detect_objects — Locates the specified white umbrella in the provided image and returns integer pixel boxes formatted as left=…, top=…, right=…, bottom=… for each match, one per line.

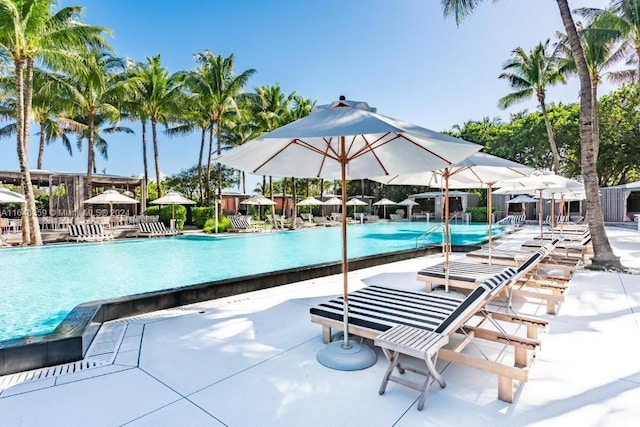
left=83, top=189, right=139, bottom=227
left=372, top=152, right=533, bottom=287
left=397, top=198, right=419, bottom=219
left=297, top=196, right=323, bottom=221
left=240, top=194, right=276, bottom=219
left=495, top=171, right=584, bottom=237
left=0, top=188, right=26, bottom=243
left=372, top=198, right=396, bottom=219
left=151, top=191, right=196, bottom=220
left=216, top=96, right=481, bottom=370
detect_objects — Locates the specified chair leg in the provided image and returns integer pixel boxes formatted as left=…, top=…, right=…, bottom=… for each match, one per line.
left=378, top=351, right=401, bottom=395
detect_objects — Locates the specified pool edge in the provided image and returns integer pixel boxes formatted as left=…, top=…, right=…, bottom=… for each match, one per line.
left=1, top=245, right=458, bottom=376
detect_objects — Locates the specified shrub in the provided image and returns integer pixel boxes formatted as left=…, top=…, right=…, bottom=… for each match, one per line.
left=145, top=205, right=187, bottom=229
left=202, top=216, right=231, bottom=233
left=192, top=206, right=216, bottom=229
left=465, top=206, right=495, bottom=222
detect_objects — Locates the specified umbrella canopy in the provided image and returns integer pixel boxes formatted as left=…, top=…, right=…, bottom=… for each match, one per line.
left=0, top=188, right=26, bottom=204
left=240, top=194, right=277, bottom=206
left=216, top=97, right=481, bottom=370
left=495, top=171, right=584, bottom=235
left=0, top=188, right=26, bottom=242
left=508, top=195, right=537, bottom=204
left=322, top=197, right=342, bottom=206
left=296, top=196, right=323, bottom=220
left=83, top=189, right=139, bottom=205
left=83, top=189, right=139, bottom=228
left=151, top=192, right=196, bottom=220
left=397, top=198, right=419, bottom=206
left=296, top=196, right=323, bottom=206
left=371, top=152, right=533, bottom=281
left=373, top=198, right=396, bottom=219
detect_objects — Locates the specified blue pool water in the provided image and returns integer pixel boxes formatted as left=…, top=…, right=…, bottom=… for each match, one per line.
left=0, top=222, right=506, bottom=342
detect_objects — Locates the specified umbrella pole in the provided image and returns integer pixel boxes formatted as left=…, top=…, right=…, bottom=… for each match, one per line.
left=341, top=157, right=350, bottom=347
left=444, top=169, right=450, bottom=292
left=539, top=189, right=544, bottom=239
left=488, top=183, right=493, bottom=264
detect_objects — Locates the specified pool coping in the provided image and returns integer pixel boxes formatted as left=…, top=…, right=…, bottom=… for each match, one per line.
left=1, top=245, right=468, bottom=376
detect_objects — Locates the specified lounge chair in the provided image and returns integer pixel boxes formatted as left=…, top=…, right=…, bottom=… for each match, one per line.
left=138, top=221, right=179, bottom=237
left=312, top=216, right=339, bottom=226
left=310, top=266, right=548, bottom=404
left=465, top=248, right=579, bottom=277
left=67, top=224, right=113, bottom=242
left=521, top=234, right=592, bottom=258
left=228, top=215, right=262, bottom=232
left=418, top=240, right=568, bottom=314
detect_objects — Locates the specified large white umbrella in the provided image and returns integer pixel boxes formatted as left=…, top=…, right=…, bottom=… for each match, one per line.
left=372, top=198, right=396, bottom=219
left=83, top=189, right=139, bottom=227
left=240, top=194, right=276, bottom=219
left=216, top=97, right=481, bottom=370
left=297, top=196, right=323, bottom=221
left=372, top=152, right=533, bottom=288
left=151, top=191, right=196, bottom=220
left=0, top=188, right=26, bottom=243
left=495, top=171, right=584, bottom=237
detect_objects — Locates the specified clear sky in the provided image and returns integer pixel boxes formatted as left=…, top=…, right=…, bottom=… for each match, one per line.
left=0, top=0, right=611, bottom=192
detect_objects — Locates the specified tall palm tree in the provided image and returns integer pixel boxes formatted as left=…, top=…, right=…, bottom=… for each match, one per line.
left=576, top=0, right=640, bottom=83
left=0, top=0, right=108, bottom=246
left=63, top=47, right=125, bottom=198
left=125, top=55, right=184, bottom=198
left=441, top=0, right=622, bottom=270
left=70, top=113, right=134, bottom=173
left=498, top=40, right=566, bottom=172
left=557, top=16, right=623, bottom=160
left=183, top=51, right=255, bottom=203
left=32, top=70, right=75, bottom=169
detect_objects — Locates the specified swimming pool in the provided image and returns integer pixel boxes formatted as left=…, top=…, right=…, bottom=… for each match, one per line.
left=0, top=222, right=507, bottom=342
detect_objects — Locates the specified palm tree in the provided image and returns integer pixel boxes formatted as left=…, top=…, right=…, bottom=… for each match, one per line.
left=576, top=1, right=640, bottom=83
left=0, top=0, right=108, bottom=246
left=183, top=51, right=255, bottom=203
left=70, top=113, right=134, bottom=173
left=125, top=55, right=184, bottom=198
left=62, top=47, right=125, bottom=198
left=557, top=16, right=623, bottom=160
left=441, top=0, right=623, bottom=270
left=32, top=70, right=75, bottom=169
left=498, top=40, right=565, bottom=172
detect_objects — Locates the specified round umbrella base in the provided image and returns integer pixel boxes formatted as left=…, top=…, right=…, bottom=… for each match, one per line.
left=316, top=339, right=377, bottom=371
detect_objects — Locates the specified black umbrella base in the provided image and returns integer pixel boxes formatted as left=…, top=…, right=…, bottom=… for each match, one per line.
left=317, top=339, right=377, bottom=371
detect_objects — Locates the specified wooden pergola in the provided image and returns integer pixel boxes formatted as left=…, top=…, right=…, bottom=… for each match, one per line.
left=0, top=169, right=147, bottom=218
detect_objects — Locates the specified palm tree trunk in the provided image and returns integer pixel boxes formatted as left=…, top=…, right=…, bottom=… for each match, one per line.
left=241, top=171, right=246, bottom=194
left=215, top=121, right=223, bottom=202
left=197, top=127, right=205, bottom=203
left=141, top=120, right=149, bottom=190
left=15, top=58, right=31, bottom=245
left=23, top=59, right=42, bottom=245
left=151, top=119, right=162, bottom=199
left=539, top=99, right=561, bottom=173
left=205, top=124, right=214, bottom=204
left=591, top=80, right=599, bottom=160
left=556, top=0, right=622, bottom=270
left=37, top=125, right=45, bottom=169
left=86, top=116, right=95, bottom=200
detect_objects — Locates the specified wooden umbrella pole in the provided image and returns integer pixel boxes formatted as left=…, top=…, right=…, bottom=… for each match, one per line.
left=340, top=135, right=350, bottom=347
left=444, top=168, right=450, bottom=292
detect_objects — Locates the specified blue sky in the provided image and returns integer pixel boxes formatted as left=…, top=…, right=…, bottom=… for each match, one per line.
left=0, top=0, right=611, bottom=192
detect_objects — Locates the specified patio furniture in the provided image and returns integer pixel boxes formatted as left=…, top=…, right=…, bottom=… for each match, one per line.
left=138, top=221, right=179, bottom=237
left=310, top=267, right=548, bottom=403
left=67, top=224, right=113, bottom=242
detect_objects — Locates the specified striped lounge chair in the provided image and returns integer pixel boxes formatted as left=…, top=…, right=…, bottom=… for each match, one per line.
left=138, top=221, right=178, bottom=237
left=67, top=224, right=113, bottom=242
left=310, top=266, right=548, bottom=403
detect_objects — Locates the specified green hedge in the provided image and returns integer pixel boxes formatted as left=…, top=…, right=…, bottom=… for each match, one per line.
left=203, top=216, right=231, bottom=233
left=192, top=206, right=216, bottom=229
left=465, top=206, right=495, bottom=222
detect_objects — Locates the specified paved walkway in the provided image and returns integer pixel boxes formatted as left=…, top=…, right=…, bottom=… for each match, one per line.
left=0, top=226, right=638, bottom=426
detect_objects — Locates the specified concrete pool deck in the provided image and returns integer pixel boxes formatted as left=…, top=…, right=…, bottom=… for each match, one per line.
left=0, top=225, right=638, bottom=426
